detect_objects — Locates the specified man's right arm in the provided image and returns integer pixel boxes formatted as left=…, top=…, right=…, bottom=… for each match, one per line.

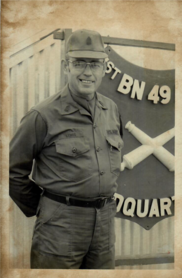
left=9, top=110, right=47, bottom=217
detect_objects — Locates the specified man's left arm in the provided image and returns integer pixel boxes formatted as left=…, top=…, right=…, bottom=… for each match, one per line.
left=9, top=110, right=47, bottom=217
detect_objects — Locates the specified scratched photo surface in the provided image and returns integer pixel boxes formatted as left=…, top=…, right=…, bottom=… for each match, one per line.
left=1, top=1, right=182, bottom=278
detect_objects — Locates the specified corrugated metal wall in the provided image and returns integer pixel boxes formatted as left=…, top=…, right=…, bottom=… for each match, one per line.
left=9, top=33, right=174, bottom=269
left=9, top=34, right=63, bottom=268
left=115, top=217, right=174, bottom=269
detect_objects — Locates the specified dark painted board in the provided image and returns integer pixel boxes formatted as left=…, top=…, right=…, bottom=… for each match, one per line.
left=99, top=46, right=175, bottom=229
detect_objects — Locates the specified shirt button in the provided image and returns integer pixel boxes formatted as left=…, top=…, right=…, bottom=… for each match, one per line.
left=65, top=105, right=70, bottom=112
left=72, top=147, right=77, bottom=153
left=93, top=124, right=97, bottom=129
left=100, top=171, right=105, bottom=175
left=96, top=147, right=100, bottom=152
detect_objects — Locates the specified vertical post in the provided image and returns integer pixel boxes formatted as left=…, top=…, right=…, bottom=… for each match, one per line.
left=60, top=29, right=72, bottom=89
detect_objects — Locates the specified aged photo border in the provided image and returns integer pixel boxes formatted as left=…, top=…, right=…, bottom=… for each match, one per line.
left=1, top=1, right=182, bottom=277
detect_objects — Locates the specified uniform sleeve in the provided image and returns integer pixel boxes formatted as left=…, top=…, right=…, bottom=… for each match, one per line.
left=9, top=109, right=47, bottom=217
left=119, top=112, right=123, bottom=138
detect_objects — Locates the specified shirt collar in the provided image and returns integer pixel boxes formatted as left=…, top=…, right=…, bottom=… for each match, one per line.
left=60, top=84, right=108, bottom=115
left=60, top=85, right=79, bottom=115
left=96, top=92, right=108, bottom=110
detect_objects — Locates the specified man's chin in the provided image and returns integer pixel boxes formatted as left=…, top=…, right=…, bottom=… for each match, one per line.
left=78, top=88, right=95, bottom=96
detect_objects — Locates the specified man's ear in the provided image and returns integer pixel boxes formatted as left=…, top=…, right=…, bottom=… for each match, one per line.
left=62, top=60, right=69, bottom=74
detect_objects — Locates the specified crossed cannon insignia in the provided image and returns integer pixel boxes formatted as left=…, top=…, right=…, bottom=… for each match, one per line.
left=121, top=121, right=175, bottom=172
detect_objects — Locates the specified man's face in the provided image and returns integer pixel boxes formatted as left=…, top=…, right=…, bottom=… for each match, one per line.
left=65, top=58, right=106, bottom=97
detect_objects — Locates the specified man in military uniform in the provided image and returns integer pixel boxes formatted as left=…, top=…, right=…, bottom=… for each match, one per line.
left=10, top=29, right=123, bottom=269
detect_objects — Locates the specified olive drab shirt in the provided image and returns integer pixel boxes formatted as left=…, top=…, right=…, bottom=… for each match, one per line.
left=10, top=85, right=124, bottom=217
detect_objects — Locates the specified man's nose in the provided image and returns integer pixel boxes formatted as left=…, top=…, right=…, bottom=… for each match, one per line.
left=83, top=64, right=93, bottom=75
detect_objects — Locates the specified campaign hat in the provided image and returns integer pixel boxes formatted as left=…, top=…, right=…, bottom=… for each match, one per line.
left=66, top=29, right=108, bottom=59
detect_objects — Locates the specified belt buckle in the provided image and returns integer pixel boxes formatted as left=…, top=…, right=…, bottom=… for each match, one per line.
left=66, top=196, right=71, bottom=206
left=96, top=198, right=107, bottom=209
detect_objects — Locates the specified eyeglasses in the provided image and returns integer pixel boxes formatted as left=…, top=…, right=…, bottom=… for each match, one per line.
left=68, top=60, right=104, bottom=71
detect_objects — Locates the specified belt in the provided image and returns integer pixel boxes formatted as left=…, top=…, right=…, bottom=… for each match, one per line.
left=44, top=191, right=114, bottom=209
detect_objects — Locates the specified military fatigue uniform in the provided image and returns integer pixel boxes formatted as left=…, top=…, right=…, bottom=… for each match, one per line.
left=10, top=84, right=123, bottom=269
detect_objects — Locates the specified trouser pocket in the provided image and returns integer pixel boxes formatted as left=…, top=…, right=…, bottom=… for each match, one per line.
left=32, top=196, right=72, bottom=256
left=32, top=195, right=64, bottom=235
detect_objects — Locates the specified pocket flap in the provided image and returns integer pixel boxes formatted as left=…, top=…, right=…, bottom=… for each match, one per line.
left=106, top=136, right=124, bottom=151
left=56, top=137, right=90, bottom=157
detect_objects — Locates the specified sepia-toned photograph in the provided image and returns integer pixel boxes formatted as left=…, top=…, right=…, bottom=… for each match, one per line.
left=1, top=1, right=182, bottom=277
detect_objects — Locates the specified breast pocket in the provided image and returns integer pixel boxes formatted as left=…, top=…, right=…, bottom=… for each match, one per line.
left=55, top=136, right=91, bottom=181
left=106, top=136, right=124, bottom=176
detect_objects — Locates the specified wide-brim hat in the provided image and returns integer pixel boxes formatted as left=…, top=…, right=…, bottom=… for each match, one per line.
left=66, top=29, right=108, bottom=59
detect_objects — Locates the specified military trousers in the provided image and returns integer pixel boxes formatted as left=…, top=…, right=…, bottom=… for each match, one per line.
left=31, top=195, right=116, bottom=269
